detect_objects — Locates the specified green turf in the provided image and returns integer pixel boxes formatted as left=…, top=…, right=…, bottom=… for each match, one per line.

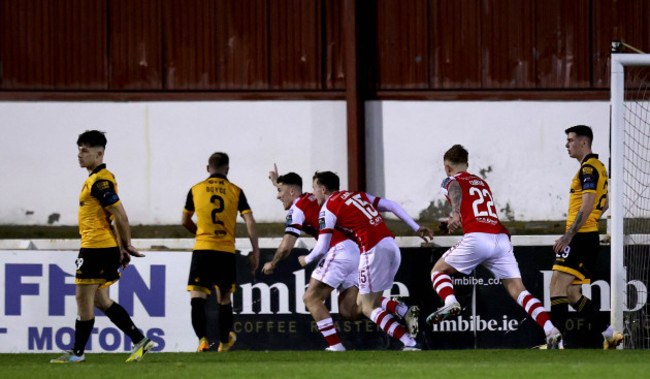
left=3, top=350, right=648, bottom=379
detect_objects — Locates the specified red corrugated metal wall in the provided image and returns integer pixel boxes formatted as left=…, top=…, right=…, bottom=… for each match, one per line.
left=0, top=0, right=648, bottom=95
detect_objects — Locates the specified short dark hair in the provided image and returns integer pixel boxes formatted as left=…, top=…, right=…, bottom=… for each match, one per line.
left=77, top=130, right=107, bottom=148
left=565, top=125, right=593, bottom=146
left=208, top=152, right=229, bottom=169
left=277, top=172, right=302, bottom=188
left=313, top=171, right=340, bottom=192
left=443, top=144, right=468, bottom=165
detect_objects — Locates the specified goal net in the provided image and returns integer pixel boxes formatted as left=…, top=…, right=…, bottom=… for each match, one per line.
left=610, top=50, right=650, bottom=349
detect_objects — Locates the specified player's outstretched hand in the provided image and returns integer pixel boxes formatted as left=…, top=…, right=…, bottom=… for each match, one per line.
left=269, top=163, right=279, bottom=187
left=120, top=245, right=144, bottom=270
left=417, top=226, right=434, bottom=242
left=447, top=212, right=462, bottom=233
left=248, top=252, right=260, bottom=275
left=119, top=249, right=131, bottom=269
left=126, top=244, right=145, bottom=258
left=297, top=255, right=308, bottom=267
left=262, top=262, right=275, bottom=275
left=553, top=234, right=571, bottom=254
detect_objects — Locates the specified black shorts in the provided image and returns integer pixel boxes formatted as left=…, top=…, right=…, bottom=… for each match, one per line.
left=553, top=232, right=599, bottom=284
left=187, top=250, right=236, bottom=295
left=75, top=247, right=121, bottom=288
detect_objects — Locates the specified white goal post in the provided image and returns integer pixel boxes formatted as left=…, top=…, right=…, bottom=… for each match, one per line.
left=610, top=52, right=650, bottom=348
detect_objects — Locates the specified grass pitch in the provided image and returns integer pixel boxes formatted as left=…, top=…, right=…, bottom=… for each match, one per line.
left=2, top=350, right=648, bottom=379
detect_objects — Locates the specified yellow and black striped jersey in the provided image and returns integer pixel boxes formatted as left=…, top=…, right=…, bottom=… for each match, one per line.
left=184, top=174, right=251, bottom=253
left=78, top=164, right=120, bottom=248
left=566, top=154, right=608, bottom=233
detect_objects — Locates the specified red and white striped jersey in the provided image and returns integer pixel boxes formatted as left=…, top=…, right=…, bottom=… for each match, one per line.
left=285, top=193, right=347, bottom=246
left=441, top=171, right=509, bottom=235
left=319, top=191, right=394, bottom=253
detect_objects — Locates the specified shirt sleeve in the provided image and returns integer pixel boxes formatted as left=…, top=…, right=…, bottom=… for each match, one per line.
left=304, top=230, right=333, bottom=265
left=374, top=197, right=420, bottom=232
left=184, top=189, right=195, bottom=212
left=365, top=193, right=381, bottom=208
left=238, top=189, right=252, bottom=215
left=318, top=201, right=338, bottom=236
left=579, top=164, right=599, bottom=192
left=440, top=177, right=454, bottom=197
left=90, top=179, right=120, bottom=207
left=284, top=205, right=305, bottom=237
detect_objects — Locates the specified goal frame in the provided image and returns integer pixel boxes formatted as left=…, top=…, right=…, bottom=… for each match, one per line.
left=610, top=53, right=650, bottom=336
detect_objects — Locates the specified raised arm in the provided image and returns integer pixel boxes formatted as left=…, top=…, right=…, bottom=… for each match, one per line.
left=268, top=163, right=279, bottom=187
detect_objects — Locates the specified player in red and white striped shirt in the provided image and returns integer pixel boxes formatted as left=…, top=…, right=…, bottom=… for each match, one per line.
left=426, top=145, right=562, bottom=349
left=262, top=167, right=417, bottom=351
left=299, top=171, right=433, bottom=350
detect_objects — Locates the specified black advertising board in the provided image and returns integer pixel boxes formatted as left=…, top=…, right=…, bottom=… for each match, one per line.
left=202, top=245, right=613, bottom=350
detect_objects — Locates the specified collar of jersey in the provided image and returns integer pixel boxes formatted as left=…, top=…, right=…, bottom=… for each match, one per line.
left=209, top=173, right=228, bottom=180
left=582, top=153, right=599, bottom=163
left=89, top=163, right=106, bottom=176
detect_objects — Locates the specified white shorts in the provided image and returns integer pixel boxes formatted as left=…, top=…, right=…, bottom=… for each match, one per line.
left=358, top=237, right=401, bottom=295
left=312, top=239, right=360, bottom=292
left=442, top=232, right=521, bottom=279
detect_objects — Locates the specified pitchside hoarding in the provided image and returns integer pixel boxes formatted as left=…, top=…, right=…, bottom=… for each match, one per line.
left=0, top=244, right=639, bottom=352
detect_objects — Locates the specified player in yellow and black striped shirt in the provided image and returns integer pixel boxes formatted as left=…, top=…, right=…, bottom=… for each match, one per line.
left=50, top=130, right=154, bottom=364
left=182, top=152, right=260, bottom=352
left=549, top=125, right=623, bottom=349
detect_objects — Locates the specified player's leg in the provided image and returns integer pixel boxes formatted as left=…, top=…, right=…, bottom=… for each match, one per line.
left=427, top=244, right=471, bottom=325
left=549, top=270, right=576, bottom=337
left=95, top=286, right=147, bottom=345
left=359, top=291, right=418, bottom=349
left=187, top=251, right=213, bottom=351
left=380, top=296, right=419, bottom=337
left=550, top=232, right=602, bottom=345
left=564, top=232, right=623, bottom=348
left=94, top=286, right=154, bottom=361
left=486, top=234, right=561, bottom=348
left=428, top=258, right=461, bottom=321
left=215, top=251, right=237, bottom=352
left=190, top=291, right=210, bottom=351
left=215, top=286, right=237, bottom=352
left=338, top=285, right=363, bottom=321
left=567, top=284, right=623, bottom=349
left=310, top=241, right=361, bottom=349
left=52, top=247, right=116, bottom=363
left=303, top=278, right=346, bottom=351
left=50, top=283, right=97, bottom=363
left=74, top=284, right=98, bottom=357
left=502, top=277, right=560, bottom=347
left=358, top=239, right=418, bottom=349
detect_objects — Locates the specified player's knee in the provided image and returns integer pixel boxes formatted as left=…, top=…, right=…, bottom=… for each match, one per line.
left=93, top=299, right=106, bottom=312
left=549, top=275, right=566, bottom=293
left=339, top=305, right=363, bottom=321
left=302, top=290, right=316, bottom=306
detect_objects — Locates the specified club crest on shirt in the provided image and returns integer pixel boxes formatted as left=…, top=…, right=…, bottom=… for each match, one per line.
left=285, top=209, right=293, bottom=227
left=319, top=213, right=326, bottom=230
